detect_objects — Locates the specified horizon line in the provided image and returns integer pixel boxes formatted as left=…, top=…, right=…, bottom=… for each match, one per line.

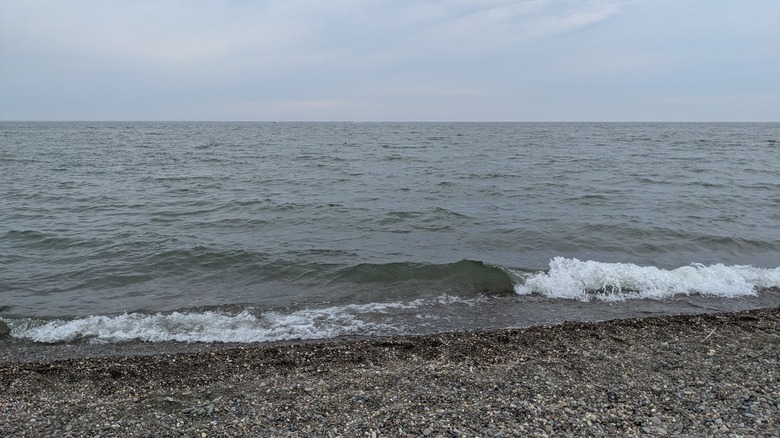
left=1, top=120, right=777, bottom=124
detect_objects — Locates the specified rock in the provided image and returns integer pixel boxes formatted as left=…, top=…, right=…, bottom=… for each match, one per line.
left=0, top=320, right=10, bottom=337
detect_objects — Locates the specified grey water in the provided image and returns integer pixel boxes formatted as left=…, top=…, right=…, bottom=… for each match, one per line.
left=1, top=122, right=779, bottom=345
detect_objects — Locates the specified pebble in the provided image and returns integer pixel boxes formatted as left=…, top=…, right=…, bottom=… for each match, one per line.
left=0, top=320, right=10, bottom=337
left=0, top=307, right=778, bottom=437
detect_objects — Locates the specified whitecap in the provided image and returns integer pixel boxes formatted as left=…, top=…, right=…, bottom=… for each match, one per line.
left=513, top=257, right=779, bottom=301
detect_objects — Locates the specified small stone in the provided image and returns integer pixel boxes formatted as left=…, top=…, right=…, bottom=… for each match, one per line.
left=0, top=320, right=10, bottom=337
left=649, top=417, right=662, bottom=426
left=423, top=428, right=432, bottom=436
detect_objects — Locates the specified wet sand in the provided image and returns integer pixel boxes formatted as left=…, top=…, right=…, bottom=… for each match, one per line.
left=2, top=307, right=779, bottom=437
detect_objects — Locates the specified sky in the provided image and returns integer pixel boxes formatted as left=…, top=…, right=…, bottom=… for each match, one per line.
left=1, top=0, right=778, bottom=121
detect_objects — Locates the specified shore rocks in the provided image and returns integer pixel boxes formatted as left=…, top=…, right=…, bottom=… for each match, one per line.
left=0, top=320, right=10, bottom=337
left=1, top=306, right=778, bottom=436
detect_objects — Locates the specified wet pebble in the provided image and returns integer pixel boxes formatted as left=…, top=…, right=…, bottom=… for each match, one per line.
left=0, top=307, right=778, bottom=437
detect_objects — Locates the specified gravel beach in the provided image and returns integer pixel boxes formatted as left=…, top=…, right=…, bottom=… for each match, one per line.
left=2, top=307, right=779, bottom=437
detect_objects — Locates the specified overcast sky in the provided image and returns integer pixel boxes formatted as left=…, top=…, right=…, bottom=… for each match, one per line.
left=1, top=0, right=778, bottom=121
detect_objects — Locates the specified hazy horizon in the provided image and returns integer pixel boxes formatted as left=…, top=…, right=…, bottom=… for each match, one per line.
left=1, top=120, right=777, bottom=124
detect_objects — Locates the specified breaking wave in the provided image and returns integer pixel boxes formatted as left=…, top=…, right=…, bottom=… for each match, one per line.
left=514, top=257, right=780, bottom=301
left=3, top=258, right=779, bottom=344
left=5, top=296, right=483, bottom=344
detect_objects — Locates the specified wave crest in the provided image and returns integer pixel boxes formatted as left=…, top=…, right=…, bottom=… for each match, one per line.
left=330, top=260, right=514, bottom=295
left=514, top=257, right=780, bottom=301
left=8, top=302, right=415, bottom=344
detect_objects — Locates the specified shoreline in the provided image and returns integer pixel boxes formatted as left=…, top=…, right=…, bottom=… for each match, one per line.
left=4, top=287, right=780, bottom=364
left=2, top=307, right=779, bottom=436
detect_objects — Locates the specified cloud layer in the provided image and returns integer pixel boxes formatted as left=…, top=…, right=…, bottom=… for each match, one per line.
left=1, top=0, right=778, bottom=121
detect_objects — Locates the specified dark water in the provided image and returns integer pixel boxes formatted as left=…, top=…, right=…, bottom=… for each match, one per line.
left=1, top=122, right=779, bottom=345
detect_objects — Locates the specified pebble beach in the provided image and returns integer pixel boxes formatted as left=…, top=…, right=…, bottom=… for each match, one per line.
left=2, top=307, right=779, bottom=437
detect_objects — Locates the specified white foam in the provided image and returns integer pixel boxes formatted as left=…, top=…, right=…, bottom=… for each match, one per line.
left=5, top=295, right=492, bottom=344
left=514, top=257, right=780, bottom=301
left=6, top=264, right=777, bottom=344
left=8, top=299, right=435, bottom=344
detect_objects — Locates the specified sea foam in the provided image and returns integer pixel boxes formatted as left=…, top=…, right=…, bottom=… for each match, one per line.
left=7, top=300, right=435, bottom=344
left=4, top=260, right=779, bottom=344
left=514, top=257, right=780, bottom=301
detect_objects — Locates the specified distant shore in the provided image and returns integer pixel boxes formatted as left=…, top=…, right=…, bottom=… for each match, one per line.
left=2, top=307, right=779, bottom=437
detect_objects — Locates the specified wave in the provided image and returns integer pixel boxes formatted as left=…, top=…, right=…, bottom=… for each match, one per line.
left=330, top=260, right=513, bottom=294
left=5, top=296, right=482, bottom=344
left=513, top=257, right=780, bottom=301
left=3, top=258, right=779, bottom=344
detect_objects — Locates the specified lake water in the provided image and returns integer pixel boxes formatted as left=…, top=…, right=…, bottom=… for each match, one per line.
left=1, top=122, right=779, bottom=345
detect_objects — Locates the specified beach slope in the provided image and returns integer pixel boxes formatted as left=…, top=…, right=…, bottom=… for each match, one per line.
left=2, top=307, right=779, bottom=437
